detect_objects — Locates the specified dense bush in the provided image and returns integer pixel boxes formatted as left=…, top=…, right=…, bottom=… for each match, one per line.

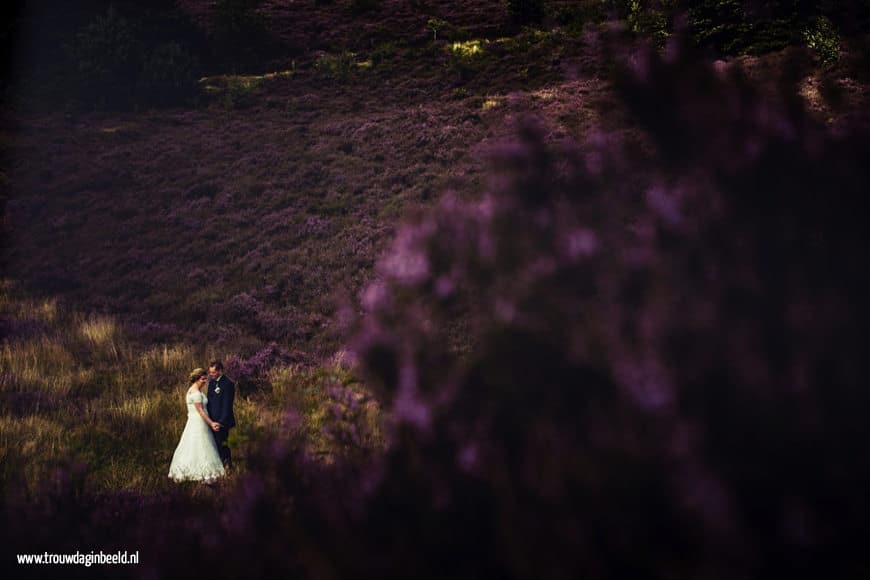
left=627, top=0, right=673, bottom=46
left=444, top=39, right=492, bottom=81
left=802, top=14, right=840, bottom=65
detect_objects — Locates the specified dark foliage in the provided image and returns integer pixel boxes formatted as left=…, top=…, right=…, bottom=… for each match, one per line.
left=5, top=1, right=206, bottom=110
left=683, top=0, right=870, bottom=56
left=138, top=41, right=202, bottom=106
left=66, top=5, right=146, bottom=109
left=209, top=0, right=280, bottom=72
left=4, top=0, right=287, bottom=110
left=505, top=0, right=547, bottom=24
left=610, top=1, right=870, bottom=57
left=349, top=0, right=384, bottom=15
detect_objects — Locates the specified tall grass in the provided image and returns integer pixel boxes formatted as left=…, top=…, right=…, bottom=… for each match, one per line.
left=0, top=279, right=385, bottom=497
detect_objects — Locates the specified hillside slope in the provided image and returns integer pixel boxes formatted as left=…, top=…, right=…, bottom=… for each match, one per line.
left=3, top=1, right=868, bottom=362
left=3, top=4, right=614, bottom=359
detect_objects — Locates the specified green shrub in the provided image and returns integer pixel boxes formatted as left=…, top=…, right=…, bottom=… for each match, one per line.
left=803, top=15, right=840, bottom=66
left=445, top=39, right=491, bottom=80
left=627, top=1, right=671, bottom=46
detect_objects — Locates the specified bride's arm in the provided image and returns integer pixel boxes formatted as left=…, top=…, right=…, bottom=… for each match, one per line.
left=194, top=402, right=218, bottom=430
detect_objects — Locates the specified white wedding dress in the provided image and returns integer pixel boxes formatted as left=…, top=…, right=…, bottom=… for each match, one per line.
left=168, top=387, right=226, bottom=483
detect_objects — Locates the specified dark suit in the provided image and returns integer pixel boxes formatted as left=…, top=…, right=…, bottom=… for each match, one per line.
left=207, top=375, right=236, bottom=466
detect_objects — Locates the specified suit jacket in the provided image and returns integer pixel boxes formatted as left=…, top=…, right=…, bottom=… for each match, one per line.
left=207, top=375, right=236, bottom=430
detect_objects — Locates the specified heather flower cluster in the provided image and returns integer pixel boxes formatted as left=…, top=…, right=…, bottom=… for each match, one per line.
left=337, top=31, right=870, bottom=577
left=225, top=341, right=307, bottom=390
left=321, top=380, right=382, bottom=464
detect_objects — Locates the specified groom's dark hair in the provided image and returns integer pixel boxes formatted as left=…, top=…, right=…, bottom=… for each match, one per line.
left=209, top=360, right=224, bottom=371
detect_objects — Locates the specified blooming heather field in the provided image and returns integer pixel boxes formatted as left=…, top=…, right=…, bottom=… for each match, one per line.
left=3, top=1, right=870, bottom=578
left=4, top=1, right=622, bottom=357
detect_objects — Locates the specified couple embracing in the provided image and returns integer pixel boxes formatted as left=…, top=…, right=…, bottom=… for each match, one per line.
left=168, top=361, right=236, bottom=483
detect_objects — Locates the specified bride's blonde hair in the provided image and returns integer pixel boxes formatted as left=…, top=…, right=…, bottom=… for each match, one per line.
left=188, top=367, right=207, bottom=386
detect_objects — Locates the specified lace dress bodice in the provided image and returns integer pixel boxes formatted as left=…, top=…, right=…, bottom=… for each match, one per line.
left=185, top=388, right=208, bottom=418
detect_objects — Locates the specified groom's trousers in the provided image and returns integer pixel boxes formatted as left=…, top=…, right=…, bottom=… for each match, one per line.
left=214, top=428, right=231, bottom=466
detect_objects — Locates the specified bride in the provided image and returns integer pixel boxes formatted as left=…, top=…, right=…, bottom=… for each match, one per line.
left=168, top=368, right=227, bottom=483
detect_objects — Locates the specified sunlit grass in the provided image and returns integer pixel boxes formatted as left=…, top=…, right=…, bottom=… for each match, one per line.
left=495, top=28, right=558, bottom=53
left=199, top=69, right=295, bottom=94
left=78, top=314, right=117, bottom=346
left=105, top=392, right=164, bottom=424
left=138, top=343, right=198, bottom=373
left=449, top=39, right=487, bottom=58
left=0, top=414, right=68, bottom=492
left=531, top=88, right=558, bottom=100
left=0, top=415, right=66, bottom=457
left=0, top=338, right=79, bottom=395
left=0, top=280, right=387, bottom=494
left=262, top=352, right=385, bottom=456
left=482, top=97, right=502, bottom=110
left=266, top=363, right=305, bottom=401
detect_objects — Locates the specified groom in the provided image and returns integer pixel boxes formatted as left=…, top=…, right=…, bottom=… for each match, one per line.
left=207, top=360, right=236, bottom=469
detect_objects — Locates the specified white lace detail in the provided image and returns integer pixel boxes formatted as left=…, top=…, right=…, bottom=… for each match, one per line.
left=168, top=388, right=225, bottom=483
